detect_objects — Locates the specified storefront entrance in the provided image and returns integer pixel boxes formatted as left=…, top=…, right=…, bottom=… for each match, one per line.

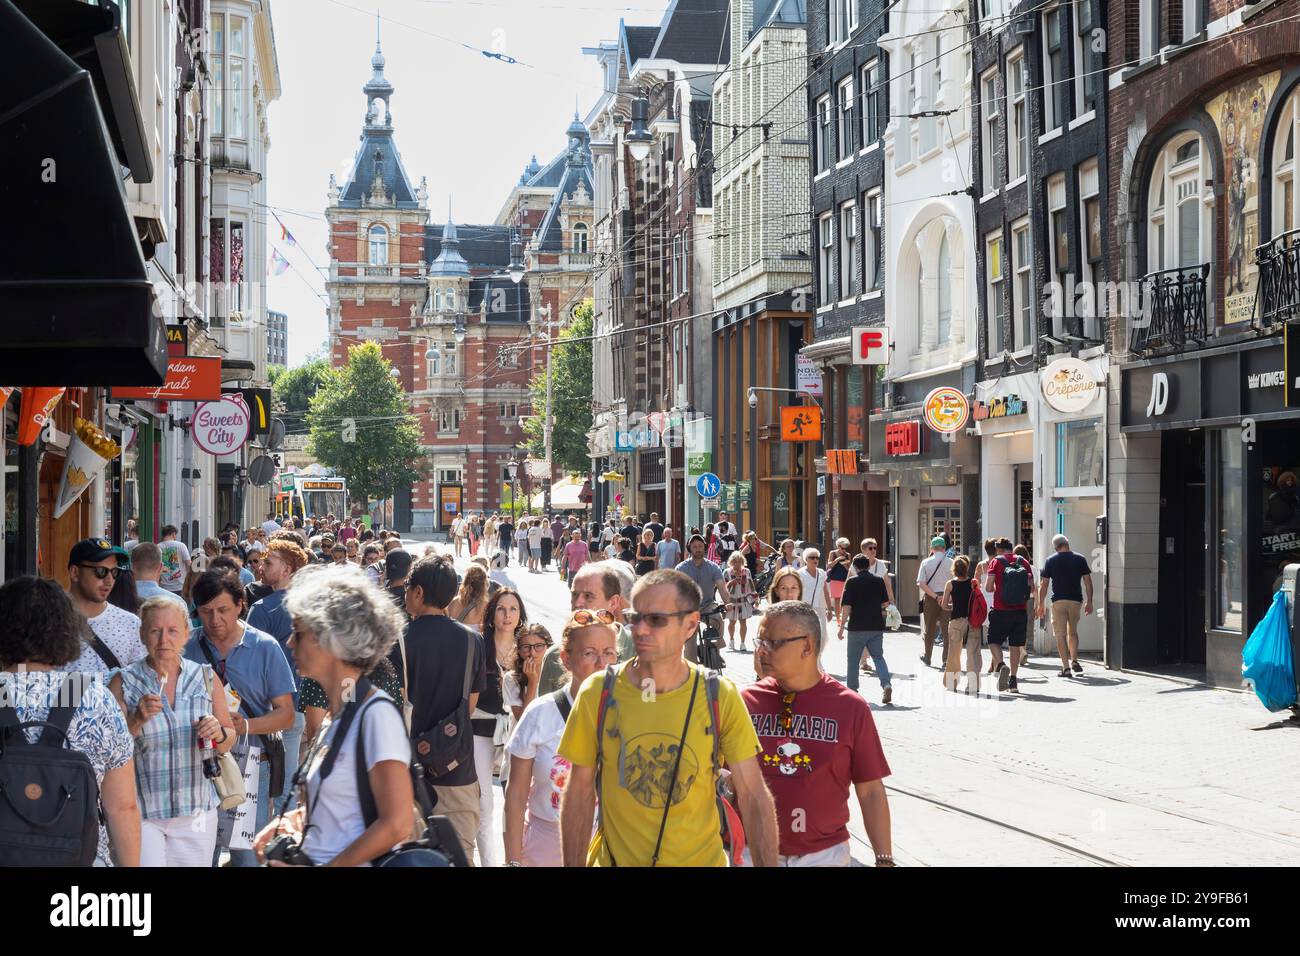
left=1053, top=496, right=1105, bottom=653
left=1156, top=430, right=1208, bottom=675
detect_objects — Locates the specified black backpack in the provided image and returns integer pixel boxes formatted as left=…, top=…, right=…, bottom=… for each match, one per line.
left=998, top=556, right=1031, bottom=606
left=0, top=676, right=100, bottom=866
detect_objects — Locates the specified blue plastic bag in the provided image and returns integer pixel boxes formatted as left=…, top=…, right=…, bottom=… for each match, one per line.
left=1241, top=590, right=1298, bottom=712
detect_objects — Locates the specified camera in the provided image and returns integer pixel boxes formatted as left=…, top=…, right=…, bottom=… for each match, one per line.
left=263, top=834, right=315, bottom=867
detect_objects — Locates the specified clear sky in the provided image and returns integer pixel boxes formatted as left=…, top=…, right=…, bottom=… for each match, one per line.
left=264, top=0, right=671, bottom=367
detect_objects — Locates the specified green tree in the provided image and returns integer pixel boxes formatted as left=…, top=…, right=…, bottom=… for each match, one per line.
left=269, top=356, right=332, bottom=419
left=306, top=343, right=425, bottom=506
left=523, top=300, right=594, bottom=474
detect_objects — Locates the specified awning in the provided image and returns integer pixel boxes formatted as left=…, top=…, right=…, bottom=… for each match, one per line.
left=531, top=476, right=592, bottom=511
left=0, top=0, right=164, bottom=386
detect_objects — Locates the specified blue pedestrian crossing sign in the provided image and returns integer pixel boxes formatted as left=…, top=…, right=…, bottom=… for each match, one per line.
left=696, top=472, right=722, bottom=498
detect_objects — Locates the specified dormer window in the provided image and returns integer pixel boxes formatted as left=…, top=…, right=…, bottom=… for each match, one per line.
left=369, top=224, right=388, bottom=265
left=572, top=222, right=589, bottom=253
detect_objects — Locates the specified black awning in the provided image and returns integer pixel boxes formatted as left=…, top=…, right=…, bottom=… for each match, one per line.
left=0, top=0, right=165, bottom=386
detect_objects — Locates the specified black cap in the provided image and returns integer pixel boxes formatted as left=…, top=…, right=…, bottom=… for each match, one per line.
left=69, top=537, right=129, bottom=568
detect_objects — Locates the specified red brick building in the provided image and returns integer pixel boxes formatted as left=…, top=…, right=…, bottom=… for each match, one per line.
left=325, top=40, right=593, bottom=532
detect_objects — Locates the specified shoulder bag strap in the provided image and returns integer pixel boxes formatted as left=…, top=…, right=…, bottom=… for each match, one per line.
left=86, top=631, right=122, bottom=671
left=923, top=557, right=943, bottom=589
left=37, top=676, right=82, bottom=748
left=551, top=688, right=573, bottom=723
left=704, top=672, right=722, bottom=774
left=461, top=630, right=476, bottom=701
left=592, top=663, right=618, bottom=854
left=650, top=671, right=700, bottom=867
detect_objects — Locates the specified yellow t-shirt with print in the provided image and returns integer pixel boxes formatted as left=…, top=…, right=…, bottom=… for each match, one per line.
left=557, top=661, right=761, bottom=867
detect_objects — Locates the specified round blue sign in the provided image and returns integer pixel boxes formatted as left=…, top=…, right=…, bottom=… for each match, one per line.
left=695, top=472, right=721, bottom=499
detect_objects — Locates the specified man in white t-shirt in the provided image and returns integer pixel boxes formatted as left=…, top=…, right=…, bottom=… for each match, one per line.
left=916, top=537, right=953, bottom=668
left=156, top=524, right=192, bottom=594
left=65, top=538, right=146, bottom=673
left=261, top=513, right=281, bottom=537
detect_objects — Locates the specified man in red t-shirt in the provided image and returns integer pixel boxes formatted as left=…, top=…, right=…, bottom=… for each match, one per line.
left=984, top=537, right=1034, bottom=693
left=741, top=601, right=894, bottom=867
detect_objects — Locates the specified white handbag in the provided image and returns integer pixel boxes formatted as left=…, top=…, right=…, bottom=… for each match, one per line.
left=201, top=666, right=247, bottom=811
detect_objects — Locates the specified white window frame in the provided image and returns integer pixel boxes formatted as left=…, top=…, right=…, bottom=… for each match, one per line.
left=839, top=200, right=858, bottom=300
left=681, top=228, right=691, bottom=295
left=866, top=190, right=883, bottom=291
left=815, top=94, right=833, bottom=173
left=1078, top=159, right=1102, bottom=340
left=572, top=222, right=589, bottom=253
left=1042, top=5, right=1067, bottom=133
left=228, top=15, right=246, bottom=140
left=211, top=17, right=224, bottom=138
left=439, top=408, right=462, bottom=433
left=1272, top=86, right=1299, bottom=238
left=1139, top=0, right=1160, bottom=60
left=369, top=224, right=388, bottom=265
left=1183, top=0, right=1203, bottom=41
left=838, top=75, right=855, bottom=160
left=1011, top=218, right=1033, bottom=350
left=936, top=232, right=952, bottom=345
left=981, top=67, right=1000, bottom=193
left=1073, top=0, right=1098, bottom=119
left=818, top=211, right=834, bottom=306
left=1007, top=50, right=1027, bottom=182
left=861, top=59, right=883, bottom=147
left=1047, top=174, right=1068, bottom=279
left=986, top=230, right=1007, bottom=355
left=1148, top=133, right=1210, bottom=275
left=443, top=340, right=457, bottom=376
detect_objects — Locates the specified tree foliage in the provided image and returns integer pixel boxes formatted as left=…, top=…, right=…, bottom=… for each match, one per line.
left=270, top=357, right=332, bottom=419
left=306, top=343, right=425, bottom=504
left=523, top=300, right=594, bottom=474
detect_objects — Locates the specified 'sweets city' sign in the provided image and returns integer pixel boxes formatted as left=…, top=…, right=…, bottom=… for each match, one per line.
left=192, top=395, right=251, bottom=456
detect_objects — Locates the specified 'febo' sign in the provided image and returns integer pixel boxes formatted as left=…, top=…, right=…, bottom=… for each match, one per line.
left=113, top=357, right=222, bottom=402
left=192, top=395, right=251, bottom=456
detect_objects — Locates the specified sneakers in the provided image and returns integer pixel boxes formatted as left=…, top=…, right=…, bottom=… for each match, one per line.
left=1058, top=667, right=1071, bottom=677
left=997, top=664, right=1010, bottom=692
left=882, top=686, right=893, bottom=705
left=1072, top=660, right=1083, bottom=674
left=1007, top=675, right=1018, bottom=692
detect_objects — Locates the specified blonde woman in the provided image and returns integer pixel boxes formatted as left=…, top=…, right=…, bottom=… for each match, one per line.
left=110, top=596, right=237, bottom=866
left=768, top=566, right=803, bottom=605
left=722, top=551, right=758, bottom=651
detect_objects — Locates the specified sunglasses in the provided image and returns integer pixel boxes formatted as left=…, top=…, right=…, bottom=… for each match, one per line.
left=622, top=609, right=695, bottom=629
left=757, top=635, right=811, bottom=653
left=77, top=564, right=124, bottom=580
left=569, top=608, right=618, bottom=626
left=865, top=545, right=878, bottom=551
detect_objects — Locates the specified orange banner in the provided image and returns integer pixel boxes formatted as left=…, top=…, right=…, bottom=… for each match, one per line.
left=16, top=387, right=65, bottom=446
left=826, top=449, right=858, bottom=474
left=780, top=405, right=822, bottom=442
left=113, top=357, right=222, bottom=402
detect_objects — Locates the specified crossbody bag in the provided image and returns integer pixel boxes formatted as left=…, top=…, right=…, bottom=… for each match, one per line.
left=593, top=664, right=700, bottom=867
left=197, top=637, right=287, bottom=797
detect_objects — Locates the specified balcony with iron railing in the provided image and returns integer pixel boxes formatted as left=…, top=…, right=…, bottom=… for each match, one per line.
left=1129, top=263, right=1210, bottom=355
left=1252, top=227, right=1300, bottom=330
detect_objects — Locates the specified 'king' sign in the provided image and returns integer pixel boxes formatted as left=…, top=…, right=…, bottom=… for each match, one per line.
left=193, top=395, right=251, bottom=456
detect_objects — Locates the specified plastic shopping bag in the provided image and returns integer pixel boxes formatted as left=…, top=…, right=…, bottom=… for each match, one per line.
left=1241, top=590, right=1297, bottom=712
left=884, top=604, right=903, bottom=631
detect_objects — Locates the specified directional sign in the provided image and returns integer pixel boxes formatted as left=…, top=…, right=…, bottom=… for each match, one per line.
left=695, top=472, right=722, bottom=498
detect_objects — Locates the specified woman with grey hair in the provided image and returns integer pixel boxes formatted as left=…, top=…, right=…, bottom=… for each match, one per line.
left=252, top=564, right=414, bottom=866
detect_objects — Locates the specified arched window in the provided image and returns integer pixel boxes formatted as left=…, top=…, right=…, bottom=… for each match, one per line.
left=1272, top=85, right=1299, bottom=237
left=917, top=258, right=926, bottom=344
left=368, top=224, right=388, bottom=265
left=1147, top=133, right=1210, bottom=273
left=936, top=234, right=952, bottom=343
left=572, top=222, right=589, bottom=253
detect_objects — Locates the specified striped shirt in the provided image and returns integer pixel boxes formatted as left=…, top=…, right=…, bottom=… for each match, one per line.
left=117, top=658, right=219, bottom=821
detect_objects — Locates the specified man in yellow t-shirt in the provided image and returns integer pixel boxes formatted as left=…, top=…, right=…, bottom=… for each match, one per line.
left=558, top=569, right=779, bottom=867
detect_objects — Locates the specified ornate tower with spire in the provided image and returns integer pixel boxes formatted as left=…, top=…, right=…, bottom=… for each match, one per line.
left=324, top=32, right=429, bottom=529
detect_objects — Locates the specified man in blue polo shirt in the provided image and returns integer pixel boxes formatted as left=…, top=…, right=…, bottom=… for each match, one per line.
left=185, top=569, right=295, bottom=867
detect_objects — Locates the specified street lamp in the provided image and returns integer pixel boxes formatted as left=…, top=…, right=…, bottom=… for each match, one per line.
left=506, top=459, right=519, bottom=522
left=507, top=228, right=525, bottom=284
left=626, top=96, right=652, bottom=163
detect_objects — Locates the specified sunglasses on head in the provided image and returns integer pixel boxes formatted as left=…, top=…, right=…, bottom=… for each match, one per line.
left=570, top=608, right=617, bottom=626
left=78, top=564, right=124, bottom=580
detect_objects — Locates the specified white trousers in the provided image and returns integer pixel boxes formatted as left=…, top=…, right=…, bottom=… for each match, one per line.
left=522, top=816, right=563, bottom=867
left=140, top=809, right=219, bottom=867
left=473, top=735, right=501, bottom=868
left=741, top=839, right=852, bottom=867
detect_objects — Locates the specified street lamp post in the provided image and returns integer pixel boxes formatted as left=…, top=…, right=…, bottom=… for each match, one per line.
left=506, top=459, right=519, bottom=523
